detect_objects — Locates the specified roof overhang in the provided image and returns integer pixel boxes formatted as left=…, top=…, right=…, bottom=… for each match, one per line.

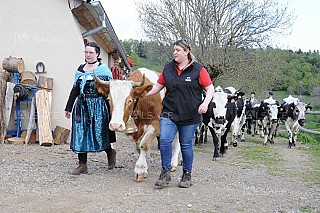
left=71, top=1, right=131, bottom=71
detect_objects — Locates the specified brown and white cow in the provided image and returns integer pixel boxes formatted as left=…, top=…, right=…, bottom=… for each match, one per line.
left=94, top=68, right=180, bottom=181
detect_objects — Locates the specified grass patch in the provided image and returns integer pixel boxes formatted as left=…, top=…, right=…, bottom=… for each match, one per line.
left=238, top=145, right=282, bottom=175
left=256, top=129, right=320, bottom=184
left=194, top=144, right=212, bottom=154
left=243, top=135, right=265, bottom=144
left=296, top=132, right=320, bottom=184
left=300, top=145, right=320, bottom=185
left=299, top=205, right=316, bottom=213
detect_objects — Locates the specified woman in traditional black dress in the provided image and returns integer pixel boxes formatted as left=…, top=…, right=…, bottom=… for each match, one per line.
left=65, top=42, right=116, bottom=175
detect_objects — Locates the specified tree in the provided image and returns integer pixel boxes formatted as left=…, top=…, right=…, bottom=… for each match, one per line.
left=311, top=86, right=320, bottom=97
left=287, top=85, right=294, bottom=95
left=136, top=0, right=294, bottom=89
left=297, top=80, right=305, bottom=96
left=144, top=41, right=172, bottom=64
left=121, top=39, right=140, bottom=56
left=129, top=52, right=141, bottom=67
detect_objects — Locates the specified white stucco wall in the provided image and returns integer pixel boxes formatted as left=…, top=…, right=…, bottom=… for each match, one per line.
left=76, top=25, right=110, bottom=66
left=0, top=0, right=85, bottom=132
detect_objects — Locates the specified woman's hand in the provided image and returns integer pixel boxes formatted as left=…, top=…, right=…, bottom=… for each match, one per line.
left=65, top=111, right=71, bottom=119
left=198, top=103, right=208, bottom=114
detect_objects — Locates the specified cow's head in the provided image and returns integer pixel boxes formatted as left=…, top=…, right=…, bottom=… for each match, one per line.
left=211, top=86, right=228, bottom=127
left=259, top=102, right=269, bottom=117
left=94, top=70, right=151, bottom=132
left=268, top=104, right=279, bottom=123
left=291, top=102, right=312, bottom=126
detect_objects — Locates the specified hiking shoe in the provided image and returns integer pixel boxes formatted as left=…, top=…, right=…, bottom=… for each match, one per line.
left=107, top=149, right=116, bottom=169
left=155, top=169, right=171, bottom=189
left=178, top=170, right=192, bottom=188
left=71, top=163, right=88, bottom=175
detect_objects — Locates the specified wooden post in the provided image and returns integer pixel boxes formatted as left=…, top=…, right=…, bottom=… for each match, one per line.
left=4, top=82, right=15, bottom=129
left=0, top=70, right=10, bottom=144
left=25, top=97, right=36, bottom=144
left=36, top=89, right=53, bottom=146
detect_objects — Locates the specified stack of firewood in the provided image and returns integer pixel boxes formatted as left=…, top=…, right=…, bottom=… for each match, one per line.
left=1, top=56, right=70, bottom=146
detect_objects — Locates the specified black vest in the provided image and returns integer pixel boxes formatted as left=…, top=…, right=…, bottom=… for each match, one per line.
left=161, top=60, right=203, bottom=124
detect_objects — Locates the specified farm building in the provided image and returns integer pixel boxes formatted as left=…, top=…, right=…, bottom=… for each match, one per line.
left=0, top=0, right=131, bottom=144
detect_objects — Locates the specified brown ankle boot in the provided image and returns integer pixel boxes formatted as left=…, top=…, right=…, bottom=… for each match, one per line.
left=71, top=163, right=88, bottom=175
left=107, top=149, right=116, bottom=169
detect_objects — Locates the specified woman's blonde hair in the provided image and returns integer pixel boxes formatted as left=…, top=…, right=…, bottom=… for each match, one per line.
left=173, top=39, right=190, bottom=51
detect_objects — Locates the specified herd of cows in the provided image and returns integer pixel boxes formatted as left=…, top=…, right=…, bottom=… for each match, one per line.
left=93, top=68, right=312, bottom=181
left=195, top=87, right=312, bottom=160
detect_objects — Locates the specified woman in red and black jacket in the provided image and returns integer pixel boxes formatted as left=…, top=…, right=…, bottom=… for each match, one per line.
left=146, top=39, right=214, bottom=188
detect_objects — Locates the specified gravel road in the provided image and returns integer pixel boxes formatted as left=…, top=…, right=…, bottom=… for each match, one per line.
left=0, top=133, right=319, bottom=213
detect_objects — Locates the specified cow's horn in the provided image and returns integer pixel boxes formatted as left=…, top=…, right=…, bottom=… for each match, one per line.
left=131, top=74, right=145, bottom=88
left=94, top=69, right=110, bottom=85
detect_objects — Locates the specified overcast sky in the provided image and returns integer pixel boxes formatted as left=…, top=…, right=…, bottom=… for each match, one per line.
left=102, top=0, right=320, bottom=52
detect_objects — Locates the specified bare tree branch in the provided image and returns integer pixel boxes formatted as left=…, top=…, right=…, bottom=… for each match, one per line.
left=136, top=0, right=295, bottom=89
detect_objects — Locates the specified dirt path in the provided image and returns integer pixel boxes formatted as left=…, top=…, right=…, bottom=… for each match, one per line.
left=0, top=134, right=319, bottom=213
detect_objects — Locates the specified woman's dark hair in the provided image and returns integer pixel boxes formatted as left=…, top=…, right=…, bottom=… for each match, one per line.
left=85, top=41, right=102, bottom=62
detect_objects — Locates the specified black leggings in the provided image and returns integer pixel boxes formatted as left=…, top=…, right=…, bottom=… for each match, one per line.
left=78, top=148, right=112, bottom=164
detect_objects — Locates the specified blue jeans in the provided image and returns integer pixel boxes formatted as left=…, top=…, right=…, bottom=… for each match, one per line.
left=159, top=117, right=198, bottom=172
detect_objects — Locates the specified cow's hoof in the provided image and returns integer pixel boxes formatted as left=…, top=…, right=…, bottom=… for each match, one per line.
left=233, top=142, right=238, bottom=147
left=171, top=166, right=177, bottom=172
left=212, top=153, right=221, bottom=160
left=134, top=173, right=147, bottom=182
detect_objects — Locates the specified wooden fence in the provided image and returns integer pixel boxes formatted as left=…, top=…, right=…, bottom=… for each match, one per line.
left=299, top=111, right=320, bottom=135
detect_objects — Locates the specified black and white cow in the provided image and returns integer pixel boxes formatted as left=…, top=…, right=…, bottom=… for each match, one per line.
left=223, top=87, right=246, bottom=147
left=257, top=97, right=280, bottom=145
left=198, top=86, right=237, bottom=160
left=279, top=95, right=312, bottom=148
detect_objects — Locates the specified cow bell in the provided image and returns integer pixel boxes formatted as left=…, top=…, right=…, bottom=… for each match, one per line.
left=125, top=115, right=138, bottom=134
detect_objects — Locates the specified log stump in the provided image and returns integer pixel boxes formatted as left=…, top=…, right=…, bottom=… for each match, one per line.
left=21, top=130, right=37, bottom=144
left=2, top=56, right=25, bottom=73
left=20, top=71, right=37, bottom=85
left=53, top=126, right=71, bottom=145
left=6, top=137, right=25, bottom=145
left=37, top=75, right=53, bottom=90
